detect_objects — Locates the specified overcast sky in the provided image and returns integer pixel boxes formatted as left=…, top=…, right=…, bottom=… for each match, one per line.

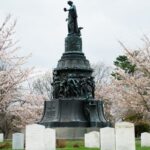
left=1, top=0, right=150, bottom=71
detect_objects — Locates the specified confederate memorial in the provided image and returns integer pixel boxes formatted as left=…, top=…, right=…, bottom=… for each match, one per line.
left=39, top=1, right=109, bottom=128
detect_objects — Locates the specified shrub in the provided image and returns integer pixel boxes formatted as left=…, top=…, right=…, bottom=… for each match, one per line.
left=73, top=143, right=80, bottom=148
left=135, top=121, right=150, bottom=137
left=124, top=113, right=143, bottom=122
left=123, top=113, right=150, bottom=137
left=56, top=139, right=66, bottom=148
left=0, top=142, right=11, bottom=149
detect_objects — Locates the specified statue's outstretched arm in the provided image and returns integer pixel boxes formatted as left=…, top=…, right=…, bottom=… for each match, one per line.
left=64, top=6, right=74, bottom=12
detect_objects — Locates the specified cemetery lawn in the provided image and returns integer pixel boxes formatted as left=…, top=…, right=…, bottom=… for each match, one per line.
left=57, top=140, right=99, bottom=150
left=0, top=140, right=150, bottom=150
left=136, top=140, right=150, bottom=150
left=56, top=140, right=150, bottom=150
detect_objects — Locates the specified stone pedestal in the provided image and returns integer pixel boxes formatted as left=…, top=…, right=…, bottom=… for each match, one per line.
left=55, top=128, right=86, bottom=139
left=55, top=127, right=100, bottom=139
left=65, top=36, right=82, bottom=52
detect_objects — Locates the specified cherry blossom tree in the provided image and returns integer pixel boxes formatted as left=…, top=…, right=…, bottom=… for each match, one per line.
left=0, top=15, right=45, bottom=138
left=107, top=36, right=150, bottom=122
left=93, top=37, right=150, bottom=123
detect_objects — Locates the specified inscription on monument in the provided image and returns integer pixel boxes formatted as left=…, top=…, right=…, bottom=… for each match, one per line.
left=45, top=101, right=57, bottom=121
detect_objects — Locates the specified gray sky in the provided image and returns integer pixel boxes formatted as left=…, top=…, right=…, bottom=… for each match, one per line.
left=1, top=0, right=150, bottom=71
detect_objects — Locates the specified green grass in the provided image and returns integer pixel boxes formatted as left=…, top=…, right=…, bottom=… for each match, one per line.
left=57, top=140, right=99, bottom=150
left=0, top=140, right=12, bottom=150
left=136, top=140, right=150, bottom=150
left=0, top=139, right=150, bottom=150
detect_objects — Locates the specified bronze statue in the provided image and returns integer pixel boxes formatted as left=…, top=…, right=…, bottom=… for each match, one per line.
left=64, top=1, right=83, bottom=36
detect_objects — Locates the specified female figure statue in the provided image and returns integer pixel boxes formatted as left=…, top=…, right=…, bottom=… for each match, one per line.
left=64, top=1, right=79, bottom=35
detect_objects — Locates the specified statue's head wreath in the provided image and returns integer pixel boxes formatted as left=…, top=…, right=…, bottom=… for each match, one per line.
left=68, top=1, right=73, bottom=5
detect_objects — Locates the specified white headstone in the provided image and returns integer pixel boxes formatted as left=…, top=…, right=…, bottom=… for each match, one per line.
left=84, top=131, right=100, bottom=148
left=141, top=132, right=150, bottom=147
left=115, top=122, right=135, bottom=150
left=100, top=127, right=115, bottom=150
left=44, top=128, right=56, bottom=150
left=26, top=124, right=45, bottom=150
left=0, top=133, right=4, bottom=142
left=12, top=133, right=24, bottom=150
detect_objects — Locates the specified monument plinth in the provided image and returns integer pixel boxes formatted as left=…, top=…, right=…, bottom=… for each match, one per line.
left=39, top=1, right=110, bottom=128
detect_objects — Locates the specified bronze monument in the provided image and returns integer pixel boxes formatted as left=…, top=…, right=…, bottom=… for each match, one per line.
left=39, top=1, right=110, bottom=128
